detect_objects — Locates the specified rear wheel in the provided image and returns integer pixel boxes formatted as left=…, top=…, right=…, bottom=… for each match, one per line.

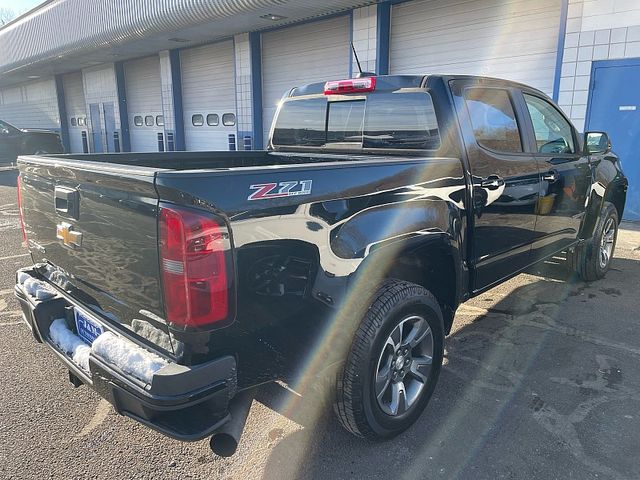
left=334, top=279, right=444, bottom=438
left=568, top=201, right=619, bottom=281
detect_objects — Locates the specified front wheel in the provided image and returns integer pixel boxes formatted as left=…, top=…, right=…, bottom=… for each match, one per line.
left=334, top=279, right=444, bottom=439
left=568, top=201, right=619, bottom=281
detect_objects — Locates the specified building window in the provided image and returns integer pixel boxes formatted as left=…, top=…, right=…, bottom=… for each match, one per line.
left=145, top=115, right=154, bottom=127
left=222, top=113, right=236, bottom=126
left=78, top=117, right=85, bottom=127
left=156, top=115, right=164, bottom=126
left=464, top=88, right=523, bottom=153
left=207, top=114, right=219, bottom=126
left=192, top=114, right=204, bottom=126
left=70, top=117, right=77, bottom=127
left=134, top=115, right=143, bottom=127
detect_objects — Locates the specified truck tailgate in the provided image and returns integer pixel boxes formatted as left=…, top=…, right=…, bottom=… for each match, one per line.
left=18, top=157, right=175, bottom=355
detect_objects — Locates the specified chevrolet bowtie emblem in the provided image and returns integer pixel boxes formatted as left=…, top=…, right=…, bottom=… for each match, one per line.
left=56, top=222, right=82, bottom=248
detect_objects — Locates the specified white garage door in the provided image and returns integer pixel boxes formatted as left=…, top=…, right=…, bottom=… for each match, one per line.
left=390, top=0, right=561, bottom=96
left=181, top=41, right=237, bottom=151
left=261, top=15, right=351, bottom=142
left=62, top=72, right=87, bottom=153
left=124, top=56, right=163, bottom=152
left=0, top=79, right=59, bottom=130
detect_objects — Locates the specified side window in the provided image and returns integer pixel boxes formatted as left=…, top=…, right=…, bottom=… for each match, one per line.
left=144, top=115, right=154, bottom=127
left=133, top=116, right=143, bottom=127
left=156, top=115, right=164, bottom=126
left=70, top=117, right=77, bottom=127
left=207, top=114, right=219, bottom=126
left=464, top=88, right=523, bottom=153
left=523, top=93, right=575, bottom=154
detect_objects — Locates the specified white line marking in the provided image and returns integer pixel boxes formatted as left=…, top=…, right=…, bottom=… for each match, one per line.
left=77, top=399, right=111, bottom=438
left=0, top=253, right=29, bottom=261
left=0, top=321, right=22, bottom=326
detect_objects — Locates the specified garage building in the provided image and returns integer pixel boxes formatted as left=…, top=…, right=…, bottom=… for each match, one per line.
left=0, top=0, right=638, bottom=220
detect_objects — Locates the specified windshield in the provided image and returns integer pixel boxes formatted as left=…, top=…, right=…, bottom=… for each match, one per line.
left=272, top=92, right=441, bottom=151
left=0, top=120, right=19, bottom=134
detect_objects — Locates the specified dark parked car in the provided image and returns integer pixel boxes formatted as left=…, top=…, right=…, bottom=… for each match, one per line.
left=14, top=74, right=627, bottom=456
left=0, top=119, right=64, bottom=163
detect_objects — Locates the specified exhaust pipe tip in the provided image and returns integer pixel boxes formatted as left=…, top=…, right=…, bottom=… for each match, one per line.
left=209, top=389, right=255, bottom=457
left=209, top=432, right=239, bottom=458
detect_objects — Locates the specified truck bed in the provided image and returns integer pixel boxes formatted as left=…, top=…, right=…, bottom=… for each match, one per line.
left=52, top=150, right=380, bottom=171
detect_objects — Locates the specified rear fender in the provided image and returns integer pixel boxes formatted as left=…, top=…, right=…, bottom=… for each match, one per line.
left=338, top=199, right=464, bottom=332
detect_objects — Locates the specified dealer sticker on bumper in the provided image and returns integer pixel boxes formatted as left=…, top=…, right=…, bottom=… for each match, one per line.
left=74, top=308, right=103, bottom=345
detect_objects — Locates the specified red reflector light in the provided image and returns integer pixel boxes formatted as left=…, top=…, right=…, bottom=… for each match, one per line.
left=159, top=205, right=233, bottom=329
left=324, top=76, right=376, bottom=95
left=16, top=176, right=27, bottom=245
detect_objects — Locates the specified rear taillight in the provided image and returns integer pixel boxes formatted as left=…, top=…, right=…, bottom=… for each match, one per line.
left=324, top=76, right=376, bottom=95
left=16, top=176, right=27, bottom=245
left=159, top=205, right=233, bottom=329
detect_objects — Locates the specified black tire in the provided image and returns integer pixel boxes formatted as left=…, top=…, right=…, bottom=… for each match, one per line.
left=334, top=279, right=444, bottom=439
left=568, top=201, right=619, bottom=282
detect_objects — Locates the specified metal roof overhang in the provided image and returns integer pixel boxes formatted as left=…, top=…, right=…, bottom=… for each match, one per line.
left=0, top=0, right=376, bottom=87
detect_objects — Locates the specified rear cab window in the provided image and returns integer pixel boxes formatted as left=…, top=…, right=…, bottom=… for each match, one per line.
left=271, top=91, right=441, bottom=152
left=463, top=88, right=523, bottom=153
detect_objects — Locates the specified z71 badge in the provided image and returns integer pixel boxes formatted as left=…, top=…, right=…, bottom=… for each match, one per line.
left=248, top=180, right=313, bottom=201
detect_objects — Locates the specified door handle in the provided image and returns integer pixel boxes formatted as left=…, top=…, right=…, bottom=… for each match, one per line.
left=542, top=170, right=558, bottom=183
left=54, top=186, right=80, bottom=220
left=480, top=175, right=505, bottom=190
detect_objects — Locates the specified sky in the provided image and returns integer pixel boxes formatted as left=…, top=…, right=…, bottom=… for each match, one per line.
left=0, top=0, right=44, bottom=17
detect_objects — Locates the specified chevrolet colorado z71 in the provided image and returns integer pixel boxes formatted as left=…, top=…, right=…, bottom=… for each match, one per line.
left=15, top=75, right=628, bottom=456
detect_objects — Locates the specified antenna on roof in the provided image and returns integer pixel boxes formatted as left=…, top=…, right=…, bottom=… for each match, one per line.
left=351, top=42, right=375, bottom=78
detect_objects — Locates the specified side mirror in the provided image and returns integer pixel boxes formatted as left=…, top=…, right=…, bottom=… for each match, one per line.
left=584, top=131, right=611, bottom=155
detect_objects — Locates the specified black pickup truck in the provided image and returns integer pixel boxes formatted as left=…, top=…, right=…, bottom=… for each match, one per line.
left=15, top=74, right=627, bottom=456
left=0, top=119, right=64, bottom=163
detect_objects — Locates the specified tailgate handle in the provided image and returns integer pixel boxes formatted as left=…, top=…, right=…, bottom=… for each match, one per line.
left=54, top=186, right=80, bottom=220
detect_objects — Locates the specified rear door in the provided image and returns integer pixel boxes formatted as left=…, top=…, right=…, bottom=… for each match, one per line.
left=451, top=80, right=540, bottom=291
left=518, top=90, right=591, bottom=260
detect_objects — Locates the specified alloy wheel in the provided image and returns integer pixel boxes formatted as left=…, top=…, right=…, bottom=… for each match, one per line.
left=374, top=314, right=434, bottom=416
left=599, top=217, right=616, bottom=269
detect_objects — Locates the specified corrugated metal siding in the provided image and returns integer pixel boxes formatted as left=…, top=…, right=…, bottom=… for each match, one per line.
left=62, top=72, right=87, bottom=153
left=0, top=0, right=374, bottom=82
left=181, top=40, right=237, bottom=151
left=390, top=0, right=562, bottom=96
left=125, top=56, right=163, bottom=152
left=0, top=78, right=59, bottom=129
left=261, top=15, right=351, bottom=141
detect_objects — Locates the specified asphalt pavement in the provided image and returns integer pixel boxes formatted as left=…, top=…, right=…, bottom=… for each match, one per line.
left=1, top=169, right=639, bottom=480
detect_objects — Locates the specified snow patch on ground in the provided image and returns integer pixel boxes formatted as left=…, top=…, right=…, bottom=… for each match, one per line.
left=49, top=319, right=91, bottom=371
left=92, top=332, right=167, bottom=384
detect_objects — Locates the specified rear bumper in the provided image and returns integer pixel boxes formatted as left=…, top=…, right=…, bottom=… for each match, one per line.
left=15, top=267, right=238, bottom=442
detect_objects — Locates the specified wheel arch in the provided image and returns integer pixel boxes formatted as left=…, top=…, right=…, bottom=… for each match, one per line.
left=352, top=233, right=463, bottom=335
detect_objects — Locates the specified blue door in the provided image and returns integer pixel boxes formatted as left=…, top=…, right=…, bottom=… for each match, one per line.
left=586, top=60, right=640, bottom=221
left=89, top=103, right=103, bottom=153
left=102, top=102, right=116, bottom=153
